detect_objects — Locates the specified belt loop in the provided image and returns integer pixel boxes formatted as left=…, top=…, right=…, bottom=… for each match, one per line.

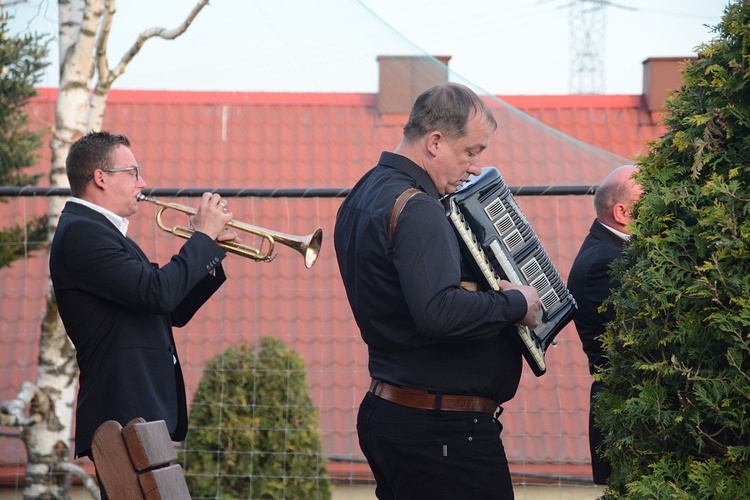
left=434, top=393, right=442, bottom=414
left=370, top=378, right=381, bottom=393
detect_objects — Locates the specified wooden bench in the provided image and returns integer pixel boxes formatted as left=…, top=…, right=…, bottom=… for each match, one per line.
left=92, top=418, right=191, bottom=499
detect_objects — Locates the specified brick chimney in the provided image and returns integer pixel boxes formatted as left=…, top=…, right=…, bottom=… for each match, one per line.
left=642, top=56, right=697, bottom=120
left=377, top=55, right=451, bottom=116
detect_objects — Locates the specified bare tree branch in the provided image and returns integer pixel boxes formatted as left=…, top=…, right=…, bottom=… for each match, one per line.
left=95, top=0, right=116, bottom=86
left=111, top=0, right=209, bottom=83
left=89, top=0, right=209, bottom=128
left=0, top=381, right=46, bottom=427
left=56, top=462, right=102, bottom=500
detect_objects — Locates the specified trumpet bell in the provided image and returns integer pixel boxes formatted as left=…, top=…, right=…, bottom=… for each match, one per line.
left=300, top=227, right=323, bottom=269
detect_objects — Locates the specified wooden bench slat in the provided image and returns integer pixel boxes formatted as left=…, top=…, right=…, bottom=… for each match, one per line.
left=92, top=418, right=190, bottom=499
left=139, top=464, right=191, bottom=500
left=91, top=420, right=144, bottom=499
left=123, top=419, right=178, bottom=472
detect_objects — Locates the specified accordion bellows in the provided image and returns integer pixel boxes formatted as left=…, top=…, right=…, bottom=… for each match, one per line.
left=446, top=167, right=577, bottom=377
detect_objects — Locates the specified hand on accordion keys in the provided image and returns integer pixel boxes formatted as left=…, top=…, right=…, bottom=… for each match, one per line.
left=498, top=280, right=542, bottom=329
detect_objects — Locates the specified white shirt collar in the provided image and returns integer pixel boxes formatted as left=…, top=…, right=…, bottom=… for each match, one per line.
left=599, top=221, right=630, bottom=241
left=69, top=197, right=130, bottom=237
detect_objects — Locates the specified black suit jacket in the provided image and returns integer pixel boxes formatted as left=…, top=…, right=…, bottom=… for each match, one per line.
left=49, top=201, right=227, bottom=458
left=567, top=219, right=626, bottom=376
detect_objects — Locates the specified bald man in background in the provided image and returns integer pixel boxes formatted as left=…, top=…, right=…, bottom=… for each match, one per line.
left=568, top=165, right=642, bottom=485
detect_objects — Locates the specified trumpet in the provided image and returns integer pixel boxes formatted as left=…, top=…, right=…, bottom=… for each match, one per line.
left=137, top=194, right=322, bottom=268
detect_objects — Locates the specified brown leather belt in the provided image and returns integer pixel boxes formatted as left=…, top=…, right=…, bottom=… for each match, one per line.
left=369, top=379, right=499, bottom=415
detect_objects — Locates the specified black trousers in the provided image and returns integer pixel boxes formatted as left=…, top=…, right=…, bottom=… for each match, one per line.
left=357, top=391, right=514, bottom=500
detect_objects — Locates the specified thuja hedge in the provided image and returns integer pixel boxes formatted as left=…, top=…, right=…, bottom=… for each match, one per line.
left=596, top=1, right=750, bottom=498
left=181, top=337, right=331, bottom=499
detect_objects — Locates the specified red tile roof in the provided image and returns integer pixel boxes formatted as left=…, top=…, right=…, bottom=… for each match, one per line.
left=0, top=86, right=665, bottom=483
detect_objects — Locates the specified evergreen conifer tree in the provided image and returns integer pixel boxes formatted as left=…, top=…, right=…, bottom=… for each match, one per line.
left=182, top=337, right=332, bottom=499
left=597, top=2, right=750, bottom=497
left=0, top=18, right=49, bottom=268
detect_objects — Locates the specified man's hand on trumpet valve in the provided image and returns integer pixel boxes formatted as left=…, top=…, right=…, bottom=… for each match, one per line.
left=217, top=226, right=241, bottom=243
left=190, top=193, right=234, bottom=240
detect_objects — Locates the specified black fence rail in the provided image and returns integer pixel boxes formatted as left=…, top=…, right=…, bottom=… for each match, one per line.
left=0, top=185, right=598, bottom=198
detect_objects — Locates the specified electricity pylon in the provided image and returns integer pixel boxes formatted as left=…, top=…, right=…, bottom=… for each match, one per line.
left=566, top=0, right=636, bottom=94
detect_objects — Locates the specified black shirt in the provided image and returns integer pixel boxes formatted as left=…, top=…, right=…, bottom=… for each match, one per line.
left=334, top=152, right=528, bottom=402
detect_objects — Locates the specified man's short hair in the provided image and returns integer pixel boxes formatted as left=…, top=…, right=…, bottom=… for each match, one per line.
left=402, top=82, right=497, bottom=143
left=67, top=131, right=131, bottom=197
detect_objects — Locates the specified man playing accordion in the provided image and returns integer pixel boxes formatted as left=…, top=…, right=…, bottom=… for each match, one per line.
left=334, top=82, right=541, bottom=499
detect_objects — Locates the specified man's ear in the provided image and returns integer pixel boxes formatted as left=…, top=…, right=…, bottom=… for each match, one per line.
left=426, top=131, right=442, bottom=158
left=91, top=169, right=107, bottom=190
left=612, top=202, right=631, bottom=226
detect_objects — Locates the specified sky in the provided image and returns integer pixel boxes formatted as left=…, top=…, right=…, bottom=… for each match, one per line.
left=8, top=0, right=730, bottom=96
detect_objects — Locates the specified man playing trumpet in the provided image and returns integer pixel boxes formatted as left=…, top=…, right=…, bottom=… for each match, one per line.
left=49, top=131, right=238, bottom=471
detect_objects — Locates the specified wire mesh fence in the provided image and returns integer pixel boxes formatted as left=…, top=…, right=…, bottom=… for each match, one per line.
left=0, top=185, right=604, bottom=498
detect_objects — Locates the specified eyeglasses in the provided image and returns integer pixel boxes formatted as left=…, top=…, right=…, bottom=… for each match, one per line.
left=103, top=166, right=140, bottom=180
left=88, top=166, right=140, bottom=181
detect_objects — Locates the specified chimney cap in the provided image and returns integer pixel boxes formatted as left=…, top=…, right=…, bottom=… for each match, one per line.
left=377, top=55, right=452, bottom=63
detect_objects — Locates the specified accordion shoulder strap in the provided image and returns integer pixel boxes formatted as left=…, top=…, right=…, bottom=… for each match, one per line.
left=389, top=187, right=422, bottom=247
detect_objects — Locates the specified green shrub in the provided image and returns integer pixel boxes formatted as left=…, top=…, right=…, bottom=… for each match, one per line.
left=181, top=337, right=332, bottom=499
left=596, top=2, right=750, bottom=498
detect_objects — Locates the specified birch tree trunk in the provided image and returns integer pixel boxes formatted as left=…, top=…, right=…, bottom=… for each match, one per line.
left=21, top=0, right=210, bottom=497
left=22, top=0, right=101, bottom=496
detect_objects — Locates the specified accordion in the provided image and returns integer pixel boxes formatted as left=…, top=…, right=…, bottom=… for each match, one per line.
left=446, top=167, right=577, bottom=377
